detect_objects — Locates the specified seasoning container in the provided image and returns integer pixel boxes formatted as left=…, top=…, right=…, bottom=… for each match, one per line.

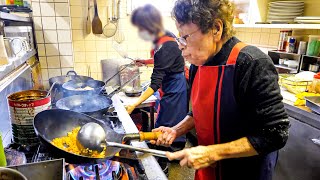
left=309, top=73, right=320, bottom=94
left=0, top=133, right=7, bottom=167
left=286, top=37, right=296, bottom=53
left=14, top=0, right=23, bottom=5
left=307, top=35, right=320, bottom=56
left=308, top=64, right=320, bottom=72
left=297, top=41, right=307, bottom=55
left=7, top=90, right=51, bottom=146
left=278, top=30, right=292, bottom=51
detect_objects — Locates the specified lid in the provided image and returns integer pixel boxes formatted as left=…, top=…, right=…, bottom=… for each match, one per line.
left=289, top=37, right=296, bottom=43
left=314, top=73, right=320, bottom=79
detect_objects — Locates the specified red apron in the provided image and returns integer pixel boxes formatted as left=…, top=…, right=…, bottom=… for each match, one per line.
left=191, top=42, right=247, bottom=180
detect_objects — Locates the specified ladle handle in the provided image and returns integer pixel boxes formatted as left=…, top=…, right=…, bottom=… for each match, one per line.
left=139, top=132, right=162, bottom=141
left=106, top=142, right=167, bottom=158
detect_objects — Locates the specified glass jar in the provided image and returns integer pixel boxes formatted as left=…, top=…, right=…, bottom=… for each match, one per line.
left=309, top=73, right=320, bottom=94
left=119, top=64, right=140, bottom=90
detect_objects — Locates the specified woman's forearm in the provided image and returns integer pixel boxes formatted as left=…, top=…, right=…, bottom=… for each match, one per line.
left=172, top=115, right=195, bottom=137
left=208, top=137, right=258, bottom=161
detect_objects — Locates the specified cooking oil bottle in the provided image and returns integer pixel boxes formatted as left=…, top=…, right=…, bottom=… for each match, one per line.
left=0, top=132, right=7, bottom=167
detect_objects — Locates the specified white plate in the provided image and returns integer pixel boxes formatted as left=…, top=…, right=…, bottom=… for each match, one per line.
left=269, top=1, right=304, bottom=5
left=295, top=16, right=320, bottom=20
left=268, top=12, right=303, bottom=16
left=269, top=9, right=304, bottom=14
left=267, top=19, right=294, bottom=23
left=294, top=19, right=320, bottom=24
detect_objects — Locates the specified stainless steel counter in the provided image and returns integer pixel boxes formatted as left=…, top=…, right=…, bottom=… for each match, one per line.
left=111, top=94, right=167, bottom=180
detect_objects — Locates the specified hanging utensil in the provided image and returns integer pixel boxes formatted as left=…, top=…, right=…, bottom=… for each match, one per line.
left=86, top=0, right=91, bottom=34
left=46, top=81, right=57, bottom=98
left=102, top=0, right=117, bottom=37
left=92, top=0, right=103, bottom=34
left=113, top=0, right=124, bottom=43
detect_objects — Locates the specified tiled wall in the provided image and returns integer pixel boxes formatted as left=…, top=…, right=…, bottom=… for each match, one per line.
left=70, top=0, right=178, bottom=84
left=31, top=0, right=73, bottom=89
left=31, top=0, right=320, bottom=89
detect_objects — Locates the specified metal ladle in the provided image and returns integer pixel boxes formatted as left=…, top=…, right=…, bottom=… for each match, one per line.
left=77, top=122, right=167, bottom=158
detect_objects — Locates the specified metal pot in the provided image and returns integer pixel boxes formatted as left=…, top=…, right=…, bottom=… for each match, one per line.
left=48, top=71, right=93, bottom=103
left=0, top=167, right=28, bottom=180
left=309, top=64, right=320, bottom=72
left=62, top=79, right=105, bottom=97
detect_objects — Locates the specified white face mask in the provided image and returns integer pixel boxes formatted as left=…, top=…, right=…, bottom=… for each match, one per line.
left=138, top=30, right=156, bottom=42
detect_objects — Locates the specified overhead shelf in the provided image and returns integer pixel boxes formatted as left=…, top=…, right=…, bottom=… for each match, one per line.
left=0, top=11, right=31, bottom=22
left=233, top=24, right=320, bottom=29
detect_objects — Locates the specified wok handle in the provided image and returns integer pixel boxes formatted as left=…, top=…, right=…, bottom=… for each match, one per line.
left=122, top=132, right=162, bottom=142
left=106, top=141, right=167, bottom=158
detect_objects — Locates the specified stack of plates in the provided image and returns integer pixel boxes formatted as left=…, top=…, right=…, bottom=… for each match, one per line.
left=267, top=1, right=304, bottom=23
left=295, top=16, right=320, bottom=24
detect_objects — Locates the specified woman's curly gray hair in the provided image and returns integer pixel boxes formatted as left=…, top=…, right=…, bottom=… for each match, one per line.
left=172, top=0, right=235, bottom=39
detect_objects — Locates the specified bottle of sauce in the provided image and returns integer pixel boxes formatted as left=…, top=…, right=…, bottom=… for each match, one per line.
left=0, top=132, right=7, bottom=167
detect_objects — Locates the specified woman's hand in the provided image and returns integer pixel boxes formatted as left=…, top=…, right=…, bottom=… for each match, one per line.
left=166, top=146, right=220, bottom=170
left=126, top=104, right=136, bottom=114
left=134, top=60, right=146, bottom=67
left=149, top=126, right=177, bottom=147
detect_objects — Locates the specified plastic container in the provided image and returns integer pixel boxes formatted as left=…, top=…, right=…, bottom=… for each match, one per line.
left=309, top=73, right=320, bottom=94
left=307, top=35, right=320, bottom=56
left=0, top=133, right=6, bottom=167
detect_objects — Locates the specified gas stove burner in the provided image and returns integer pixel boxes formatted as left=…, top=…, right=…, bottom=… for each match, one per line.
left=68, top=161, right=122, bottom=180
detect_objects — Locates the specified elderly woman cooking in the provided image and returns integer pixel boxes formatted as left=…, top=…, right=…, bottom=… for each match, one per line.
left=150, top=0, right=290, bottom=180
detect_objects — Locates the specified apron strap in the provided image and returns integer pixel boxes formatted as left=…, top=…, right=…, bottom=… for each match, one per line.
left=150, top=36, right=176, bottom=58
left=226, top=42, right=247, bottom=65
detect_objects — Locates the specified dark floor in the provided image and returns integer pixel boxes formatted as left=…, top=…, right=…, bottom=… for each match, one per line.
left=167, top=140, right=195, bottom=180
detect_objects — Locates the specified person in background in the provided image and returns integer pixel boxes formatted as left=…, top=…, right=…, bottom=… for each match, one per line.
left=126, top=4, right=188, bottom=149
left=150, top=0, right=290, bottom=180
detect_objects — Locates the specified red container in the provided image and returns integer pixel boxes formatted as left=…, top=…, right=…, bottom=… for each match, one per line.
left=7, top=90, right=51, bottom=146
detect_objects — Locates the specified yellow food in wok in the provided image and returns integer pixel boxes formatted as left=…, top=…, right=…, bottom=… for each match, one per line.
left=51, top=126, right=106, bottom=158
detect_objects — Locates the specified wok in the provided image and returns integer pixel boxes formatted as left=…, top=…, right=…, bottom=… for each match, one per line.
left=55, top=94, right=113, bottom=118
left=33, top=109, right=163, bottom=164
left=62, top=79, right=105, bottom=97
left=48, top=71, right=92, bottom=103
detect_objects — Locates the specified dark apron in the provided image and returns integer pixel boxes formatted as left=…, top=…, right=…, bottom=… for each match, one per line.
left=191, top=42, right=278, bottom=180
left=151, top=36, right=188, bottom=143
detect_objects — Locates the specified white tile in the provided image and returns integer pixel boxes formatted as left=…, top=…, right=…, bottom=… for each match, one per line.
left=37, top=44, right=46, bottom=56
left=85, top=41, right=96, bottom=52
left=40, top=2, right=55, bottom=16
left=74, top=52, right=86, bottom=62
left=60, top=55, right=74, bottom=67
left=70, top=0, right=81, bottom=6
left=57, top=30, right=71, bottom=43
left=61, top=68, right=74, bottom=75
left=56, top=16, right=70, bottom=30
left=59, top=43, right=73, bottom=55
left=35, top=30, right=44, bottom=43
left=72, top=30, right=85, bottom=40
left=41, top=68, right=49, bottom=81
left=71, top=18, right=84, bottom=30
left=43, top=30, right=58, bottom=43
left=39, top=57, right=47, bottom=68
left=54, top=3, right=69, bottom=17
left=40, top=0, right=54, bottom=2
left=48, top=68, right=62, bottom=78
left=33, top=17, right=43, bottom=30
left=54, top=0, right=68, bottom=2
left=96, top=41, right=107, bottom=51
left=45, top=43, right=59, bottom=56
left=70, top=6, right=83, bottom=17
left=43, top=80, right=50, bottom=90
left=47, top=56, right=61, bottom=68
left=42, top=17, right=57, bottom=29
left=73, top=41, right=85, bottom=52
left=85, top=52, right=97, bottom=62
left=31, top=2, right=41, bottom=16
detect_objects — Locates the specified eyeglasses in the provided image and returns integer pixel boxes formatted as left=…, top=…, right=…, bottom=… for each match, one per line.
left=175, top=29, right=200, bottom=47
